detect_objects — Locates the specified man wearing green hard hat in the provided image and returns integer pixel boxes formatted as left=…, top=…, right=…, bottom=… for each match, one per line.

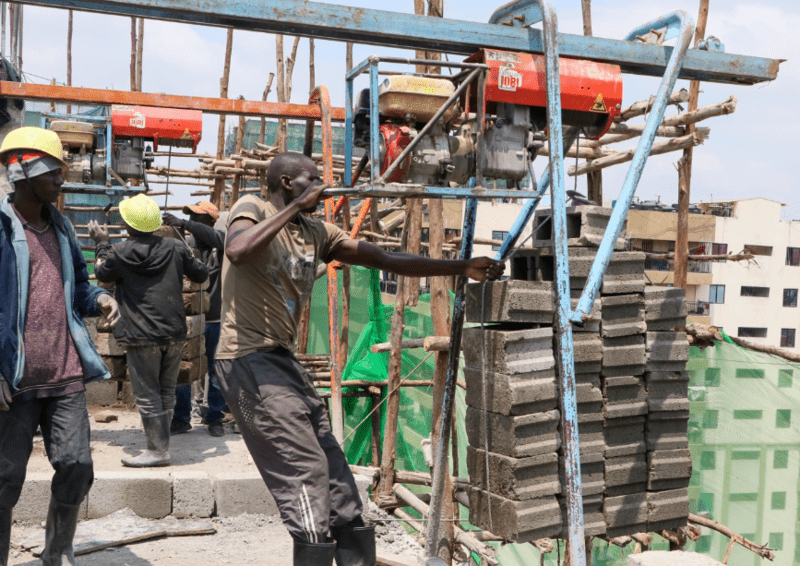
left=89, top=193, right=208, bottom=468
left=0, top=126, right=121, bottom=566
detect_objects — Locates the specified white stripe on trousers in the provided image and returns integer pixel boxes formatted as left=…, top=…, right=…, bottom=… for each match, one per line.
left=300, top=485, right=318, bottom=543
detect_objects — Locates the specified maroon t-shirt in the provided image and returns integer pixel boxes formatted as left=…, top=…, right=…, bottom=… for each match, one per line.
left=13, top=206, right=85, bottom=400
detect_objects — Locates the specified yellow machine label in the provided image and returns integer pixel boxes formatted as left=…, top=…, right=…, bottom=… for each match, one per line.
left=180, top=128, right=193, bottom=139
left=590, top=93, right=607, bottom=113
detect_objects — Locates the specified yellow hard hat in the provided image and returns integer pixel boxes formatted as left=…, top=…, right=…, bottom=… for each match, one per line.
left=119, top=194, right=163, bottom=233
left=0, top=127, right=68, bottom=168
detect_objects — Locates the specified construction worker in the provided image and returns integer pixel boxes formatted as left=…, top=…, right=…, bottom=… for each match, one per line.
left=0, top=127, right=121, bottom=566
left=216, top=151, right=504, bottom=566
left=163, top=201, right=227, bottom=436
left=88, top=194, right=208, bottom=467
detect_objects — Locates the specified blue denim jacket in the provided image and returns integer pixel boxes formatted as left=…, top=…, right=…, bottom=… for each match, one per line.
left=0, top=193, right=111, bottom=389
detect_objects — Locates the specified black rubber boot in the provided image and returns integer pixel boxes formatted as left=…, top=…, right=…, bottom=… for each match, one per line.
left=333, top=525, right=376, bottom=566
left=293, top=538, right=336, bottom=566
left=0, top=508, right=12, bottom=566
left=122, top=411, right=170, bottom=467
left=41, top=497, right=81, bottom=566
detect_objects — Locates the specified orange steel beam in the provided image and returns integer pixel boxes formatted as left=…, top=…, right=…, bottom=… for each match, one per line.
left=0, top=81, right=347, bottom=121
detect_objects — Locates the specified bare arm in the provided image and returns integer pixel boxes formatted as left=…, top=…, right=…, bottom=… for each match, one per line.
left=330, top=239, right=505, bottom=282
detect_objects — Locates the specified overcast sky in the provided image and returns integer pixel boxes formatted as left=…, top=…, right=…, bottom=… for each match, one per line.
left=16, top=0, right=799, bottom=218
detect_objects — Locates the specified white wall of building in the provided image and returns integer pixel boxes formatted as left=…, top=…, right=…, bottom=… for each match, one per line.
left=468, top=201, right=535, bottom=271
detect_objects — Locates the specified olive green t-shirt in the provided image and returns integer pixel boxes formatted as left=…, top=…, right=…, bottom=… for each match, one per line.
left=216, top=196, right=349, bottom=359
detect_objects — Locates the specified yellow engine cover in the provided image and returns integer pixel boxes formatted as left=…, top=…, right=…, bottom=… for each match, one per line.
left=378, top=76, right=457, bottom=124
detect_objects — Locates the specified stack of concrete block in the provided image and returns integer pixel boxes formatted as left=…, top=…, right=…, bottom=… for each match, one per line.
left=179, top=275, right=209, bottom=386
left=462, top=206, right=691, bottom=541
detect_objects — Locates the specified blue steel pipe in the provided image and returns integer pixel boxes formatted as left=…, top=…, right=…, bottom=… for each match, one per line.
left=571, top=11, right=694, bottom=323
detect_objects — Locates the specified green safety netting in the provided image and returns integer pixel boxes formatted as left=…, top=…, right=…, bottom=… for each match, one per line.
left=306, top=270, right=800, bottom=565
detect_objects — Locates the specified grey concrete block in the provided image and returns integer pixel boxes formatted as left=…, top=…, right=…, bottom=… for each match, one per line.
left=15, top=473, right=88, bottom=522
left=465, top=407, right=561, bottom=458
left=646, top=372, right=690, bottom=412
left=559, top=493, right=606, bottom=537
left=468, top=489, right=562, bottom=543
left=352, top=474, right=372, bottom=507
left=601, top=294, right=646, bottom=338
left=576, top=372, right=601, bottom=387
left=463, top=367, right=558, bottom=416
left=186, top=315, right=205, bottom=340
left=604, top=492, right=648, bottom=537
left=533, top=206, right=627, bottom=250
left=462, top=326, right=554, bottom=375
left=571, top=292, right=602, bottom=333
left=604, top=454, right=647, bottom=495
left=628, top=551, right=726, bottom=566
left=88, top=471, right=172, bottom=519
left=85, top=380, right=119, bottom=406
left=605, top=416, right=646, bottom=458
left=523, top=248, right=646, bottom=295
left=573, top=333, right=603, bottom=374
left=181, top=335, right=205, bottom=361
left=466, top=448, right=560, bottom=500
left=172, top=471, right=214, bottom=518
left=646, top=411, right=689, bottom=451
left=602, top=335, right=646, bottom=377
left=603, top=376, right=647, bottom=419
left=94, top=332, right=126, bottom=356
left=576, top=418, right=606, bottom=456
left=213, top=473, right=278, bottom=517
left=646, top=332, right=690, bottom=372
left=644, top=286, right=687, bottom=331
left=559, top=454, right=605, bottom=496
left=465, top=280, right=555, bottom=324
left=647, top=488, right=689, bottom=532
left=183, top=277, right=209, bottom=292
left=647, top=449, right=692, bottom=491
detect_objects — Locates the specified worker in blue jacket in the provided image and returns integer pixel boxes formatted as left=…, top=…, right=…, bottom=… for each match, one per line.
left=0, top=127, right=120, bottom=566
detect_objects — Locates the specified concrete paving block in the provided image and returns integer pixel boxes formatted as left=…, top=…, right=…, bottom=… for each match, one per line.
left=353, top=474, right=372, bottom=507
left=573, top=333, right=603, bottom=374
left=577, top=418, right=607, bottom=456
left=605, top=454, right=647, bottom=495
left=601, top=294, right=646, bottom=338
left=183, top=277, right=209, bottom=293
left=646, top=372, right=690, bottom=412
left=603, top=376, right=647, bottom=419
left=602, top=335, right=646, bottom=377
left=101, top=355, right=127, bottom=380
left=571, top=292, right=602, bottom=333
left=605, top=416, right=646, bottom=458
left=171, top=471, right=214, bottom=518
left=647, top=449, right=692, bottom=491
left=644, top=286, right=687, bottom=331
left=185, top=315, right=205, bottom=340
left=214, top=473, right=278, bottom=517
left=559, top=493, right=606, bottom=537
left=576, top=372, right=601, bottom=387
left=463, top=367, right=558, bottom=416
left=628, top=550, right=725, bottom=566
left=529, top=248, right=646, bottom=295
left=467, top=448, right=560, bottom=500
left=88, top=471, right=172, bottom=519
left=94, top=332, right=126, bottom=356
left=604, top=492, right=648, bottom=537
left=15, top=473, right=88, bottom=522
left=468, top=489, right=562, bottom=542
left=647, top=488, right=689, bottom=532
left=181, top=335, right=206, bottom=361
left=646, top=332, right=690, bottom=372
left=646, top=411, right=689, bottom=451
left=559, top=454, right=605, bottom=496
left=85, top=380, right=119, bottom=406
left=465, top=407, right=561, bottom=458
left=465, top=280, right=555, bottom=324
left=533, top=206, right=627, bottom=250
left=462, top=326, right=554, bottom=375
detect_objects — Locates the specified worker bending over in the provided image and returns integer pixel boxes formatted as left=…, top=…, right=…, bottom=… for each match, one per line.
left=0, top=127, right=121, bottom=565
left=216, top=151, right=504, bottom=566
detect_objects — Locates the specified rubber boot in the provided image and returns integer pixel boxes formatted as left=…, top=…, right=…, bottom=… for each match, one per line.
left=333, top=525, right=376, bottom=566
left=121, top=411, right=171, bottom=467
left=293, top=538, right=336, bottom=566
left=41, top=496, right=81, bottom=566
left=0, top=508, right=12, bottom=566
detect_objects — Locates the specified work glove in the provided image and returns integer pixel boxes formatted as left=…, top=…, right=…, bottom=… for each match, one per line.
left=0, top=380, right=12, bottom=411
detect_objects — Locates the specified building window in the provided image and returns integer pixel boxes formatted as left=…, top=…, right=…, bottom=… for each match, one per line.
left=709, top=285, right=725, bottom=304
left=712, top=243, right=728, bottom=255
left=779, top=369, right=793, bottom=388
left=705, top=367, right=721, bottom=387
left=783, top=289, right=798, bottom=307
left=774, top=449, right=789, bottom=469
left=781, top=329, right=796, bottom=348
left=741, top=286, right=770, bottom=298
left=772, top=491, right=787, bottom=510
left=769, top=533, right=784, bottom=552
left=700, top=451, right=716, bottom=470
left=702, top=410, right=718, bottom=429
left=744, top=244, right=773, bottom=256
left=491, top=230, right=508, bottom=252
left=787, top=247, right=800, bottom=266
left=736, top=368, right=765, bottom=378
left=733, top=410, right=763, bottom=419
left=668, top=240, right=675, bottom=252
left=737, top=327, right=768, bottom=338
left=777, top=409, right=791, bottom=428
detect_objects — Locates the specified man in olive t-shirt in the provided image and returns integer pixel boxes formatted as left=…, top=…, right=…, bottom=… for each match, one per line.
left=215, top=152, right=504, bottom=566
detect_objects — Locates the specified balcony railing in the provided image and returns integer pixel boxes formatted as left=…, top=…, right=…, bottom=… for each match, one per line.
left=686, top=301, right=710, bottom=316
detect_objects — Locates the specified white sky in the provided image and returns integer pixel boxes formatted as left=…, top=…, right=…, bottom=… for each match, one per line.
left=15, top=0, right=799, bottom=218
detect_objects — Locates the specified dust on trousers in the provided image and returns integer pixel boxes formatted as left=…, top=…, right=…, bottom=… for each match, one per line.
left=216, top=349, right=363, bottom=543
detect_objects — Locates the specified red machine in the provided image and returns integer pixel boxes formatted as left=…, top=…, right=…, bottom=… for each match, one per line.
left=111, top=106, right=202, bottom=152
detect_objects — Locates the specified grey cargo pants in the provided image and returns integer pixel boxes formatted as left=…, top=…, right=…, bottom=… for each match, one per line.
left=216, top=349, right=363, bottom=543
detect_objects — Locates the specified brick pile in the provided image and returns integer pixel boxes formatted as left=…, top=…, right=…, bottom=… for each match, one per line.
left=462, top=206, right=690, bottom=542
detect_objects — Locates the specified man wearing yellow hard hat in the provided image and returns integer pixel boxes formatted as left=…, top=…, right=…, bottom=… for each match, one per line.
left=0, top=127, right=121, bottom=566
left=89, top=194, right=208, bottom=468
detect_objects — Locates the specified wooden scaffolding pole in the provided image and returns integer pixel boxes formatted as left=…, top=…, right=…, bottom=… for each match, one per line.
left=211, top=28, right=234, bottom=209
left=581, top=0, right=602, bottom=205
left=66, top=10, right=72, bottom=114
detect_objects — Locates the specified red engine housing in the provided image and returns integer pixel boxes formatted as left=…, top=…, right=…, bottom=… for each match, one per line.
left=111, top=106, right=203, bottom=152
left=465, top=49, right=623, bottom=139
left=380, top=123, right=412, bottom=183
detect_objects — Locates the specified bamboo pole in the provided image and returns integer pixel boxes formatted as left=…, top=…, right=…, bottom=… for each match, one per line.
left=211, top=28, right=234, bottom=209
